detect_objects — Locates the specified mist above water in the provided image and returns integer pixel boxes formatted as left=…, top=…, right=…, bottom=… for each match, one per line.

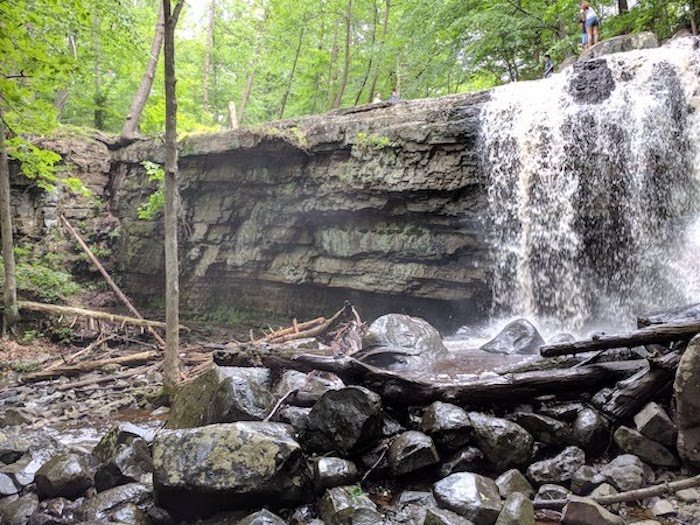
left=478, top=38, right=700, bottom=336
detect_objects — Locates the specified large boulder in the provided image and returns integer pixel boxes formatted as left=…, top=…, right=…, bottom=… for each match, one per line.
left=433, top=473, right=503, bottom=525
left=319, top=485, right=383, bottom=525
left=92, top=425, right=153, bottom=492
left=573, top=408, right=609, bottom=456
left=0, top=494, right=39, bottom=525
left=303, top=387, right=382, bottom=454
left=526, top=447, right=586, bottom=485
left=34, top=453, right=94, bottom=500
left=153, top=422, right=310, bottom=520
left=599, top=454, right=654, bottom=492
left=479, top=319, right=544, bottom=355
left=421, top=402, right=473, bottom=451
left=167, top=365, right=273, bottom=429
left=76, top=482, right=153, bottom=522
left=674, top=334, right=700, bottom=468
left=468, top=413, right=533, bottom=471
left=388, top=431, right=440, bottom=476
left=578, top=32, right=659, bottom=62
left=362, top=314, right=448, bottom=368
left=613, top=426, right=679, bottom=467
left=507, top=413, right=573, bottom=447
left=633, top=402, right=677, bottom=447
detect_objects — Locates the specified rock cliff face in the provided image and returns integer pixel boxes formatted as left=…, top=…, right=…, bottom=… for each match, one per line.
left=112, top=92, right=493, bottom=326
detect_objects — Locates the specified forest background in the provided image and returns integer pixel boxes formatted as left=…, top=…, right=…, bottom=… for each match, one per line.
left=3, top=0, right=699, bottom=140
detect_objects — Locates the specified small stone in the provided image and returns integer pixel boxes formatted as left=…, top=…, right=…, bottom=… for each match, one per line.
left=535, top=484, right=570, bottom=501
left=613, top=426, right=679, bottom=467
left=314, top=458, right=358, bottom=491
left=391, top=491, right=437, bottom=524
left=651, top=498, right=676, bottom=517
left=526, top=446, right=586, bottom=485
left=424, top=507, right=476, bottom=525
left=319, top=485, right=383, bottom=525
left=433, top=473, right=503, bottom=525
left=590, top=483, right=620, bottom=512
left=676, top=487, right=700, bottom=503
left=35, top=453, right=94, bottom=500
left=440, top=447, right=485, bottom=477
left=573, top=409, right=609, bottom=456
left=599, top=454, right=654, bottom=492
left=236, top=509, right=286, bottom=524
left=570, top=466, right=604, bottom=495
left=495, top=492, right=534, bottom=525
left=388, top=431, right=440, bottom=476
left=561, top=496, right=625, bottom=525
left=0, top=472, right=18, bottom=497
left=495, top=469, right=534, bottom=499
left=507, top=413, right=573, bottom=447
left=633, top=402, right=677, bottom=447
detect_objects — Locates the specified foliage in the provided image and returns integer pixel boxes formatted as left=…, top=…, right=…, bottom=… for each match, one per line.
left=355, top=132, right=391, bottom=150
left=0, top=252, right=81, bottom=303
left=195, top=305, right=254, bottom=326
left=137, top=161, right=165, bottom=220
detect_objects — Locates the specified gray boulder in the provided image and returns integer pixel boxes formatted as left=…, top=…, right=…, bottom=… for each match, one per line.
left=638, top=302, right=700, bottom=327
left=535, top=484, right=570, bottom=501
left=389, top=431, right=440, bottom=476
left=421, top=402, right=472, bottom=451
left=495, top=492, right=534, bottom=525
left=236, top=509, right=286, bottom=524
left=479, top=319, right=544, bottom=355
left=362, top=314, right=448, bottom=369
left=153, top=422, right=310, bottom=520
left=579, top=32, right=658, bottom=62
left=319, top=485, right=383, bottom=525
left=561, top=495, right=625, bottom=525
left=590, top=483, right=620, bottom=512
left=0, top=494, right=39, bottom=525
left=468, top=413, right=533, bottom=471
left=390, top=491, right=436, bottom=524
left=314, top=458, right=358, bottom=492
left=599, top=454, right=654, bottom=491
left=440, top=447, right=486, bottom=477
left=495, top=469, right=534, bottom=499
left=0, top=472, right=18, bottom=497
left=304, top=386, right=382, bottom=454
left=633, top=402, right=677, bottom=447
left=424, top=507, right=475, bottom=525
left=570, top=466, right=604, bottom=496
left=0, top=429, right=31, bottom=464
left=76, top=482, right=152, bottom=522
left=433, top=473, right=503, bottom=525
left=507, top=413, right=573, bottom=447
left=94, top=437, right=153, bottom=492
left=613, top=426, right=679, bottom=467
left=35, top=453, right=94, bottom=500
left=674, top=334, right=700, bottom=468
left=573, top=408, right=609, bottom=456
left=526, top=446, right=586, bottom=485
left=273, top=370, right=345, bottom=406
left=167, top=365, right=272, bottom=428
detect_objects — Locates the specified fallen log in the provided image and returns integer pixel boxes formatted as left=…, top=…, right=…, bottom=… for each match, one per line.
left=539, top=320, right=700, bottom=357
left=214, top=347, right=647, bottom=405
left=534, top=473, right=700, bottom=510
left=17, top=301, right=187, bottom=331
left=21, top=350, right=160, bottom=383
left=593, top=349, right=682, bottom=421
left=265, top=302, right=355, bottom=344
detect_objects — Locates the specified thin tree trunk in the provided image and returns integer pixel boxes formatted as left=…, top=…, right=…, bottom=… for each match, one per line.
left=618, top=0, right=628, bottom=14
left=203, top=0, right=216, bottom=117
left=228, top=101, right=238, bottom=129
left=325, top=16, right=341, bottom=111
left=311, top=5, right=326, bottom=114
left=163, top=0, right=182, bottom=392
left=0, top=117, right=18, bottom=332
left=121, top=4, right=165, bottom=140
left=354, top=0, right=378, bottom=105
left=93, top=13, right=105, bottom=130
left=55, top=34, right=78, bottom=117
left=333, top=0, right=353, bottom=109
left=279, top=26, right=305, bottom=119
left=367, top=0, right=390, bottom=103
left=239, top=62, right=258, bottom=125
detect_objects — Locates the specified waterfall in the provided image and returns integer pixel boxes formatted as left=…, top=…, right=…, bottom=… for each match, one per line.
left=480, top=38, right=700, bottom=331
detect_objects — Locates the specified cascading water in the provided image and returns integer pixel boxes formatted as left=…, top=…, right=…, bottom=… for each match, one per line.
left=480, top=38, right=700, bottom=332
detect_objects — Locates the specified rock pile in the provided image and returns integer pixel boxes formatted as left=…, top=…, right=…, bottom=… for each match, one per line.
left=2, top=310, right=700, bottom=524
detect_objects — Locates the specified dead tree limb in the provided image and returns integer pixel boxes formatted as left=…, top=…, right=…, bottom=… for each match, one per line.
left=534, top=473, right=700, bottom=510
left=17, top=301, right=187, bottom=331
left=265, top=302, right=354, bottom=344
left=540, top=320, right=700, bottom=357
left=21, top=350, right=159, bottom=383
left=60, top=215, right=167, bottom=349
left=214, top=347, right=646, bottom=405
left=260, top=317, right=325, bottom=343
left=56, top=363, right=159, bottom=391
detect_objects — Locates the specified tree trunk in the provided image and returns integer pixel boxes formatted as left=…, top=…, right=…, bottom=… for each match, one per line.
left=228, top=101, right=238, bottom=129
left=0, top=117, right=18, bottom=332
left=163, top=0, right=182, bottom=392
left=367, top=0, right=390, bottom=103
left=121, top=4, right=166, bottom=140
left=54, top=34, right=78, bottom=117
left=279, top=26, right=305, bottom=119
left=311, top=6, right=326, bottom=114
left=325, top=17, right=341, bottom=111
left=203, top=0, right=216, bottom=117
left=617, top=0, right=629, bottom=14
left=332, top=0, right=353, bottom=109
left=354, top=0, right=378, bottom=105
left=93, top=13, right=105, bottom=130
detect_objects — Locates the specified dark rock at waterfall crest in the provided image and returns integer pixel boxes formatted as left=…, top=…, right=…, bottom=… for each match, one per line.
left=362, top=314, right=449, bottom=369
left=479, top=319, right=544, bottom=356
left=568, top=59, right=616, bottom=104
left=578, top=31, right=659, bottom=62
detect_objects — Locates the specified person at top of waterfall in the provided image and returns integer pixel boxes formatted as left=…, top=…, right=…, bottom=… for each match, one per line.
left=373, top=92, right=382, bottom=103
left=580, top=1, right=600, bottom=50
left=543, top=55, right=555, bottom=78
left=388, top=89, right=401, bottom=102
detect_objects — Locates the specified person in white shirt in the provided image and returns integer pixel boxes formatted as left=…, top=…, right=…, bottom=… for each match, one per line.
left=580, top=2, right=600, bottom=49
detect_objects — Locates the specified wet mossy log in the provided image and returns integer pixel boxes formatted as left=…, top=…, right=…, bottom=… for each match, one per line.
left=214, top=347, right=647, bottom=406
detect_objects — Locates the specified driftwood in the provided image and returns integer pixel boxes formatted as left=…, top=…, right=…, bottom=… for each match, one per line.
left=594, top=350, right=682, bottom=421
left=534, top=473, right=700, bottom=510
left=264, top=302, right=355, bottom=344
left=60, top=215, right=167, bottom=348
left=214, top=347, right=647, bottom=405
left=260, top=317, right=325, bottom=342
left=21, top=350, right=159, bottom=383
left=17, top=301, right=187, bottom=331
left=539, top=320, right=700, bottom=357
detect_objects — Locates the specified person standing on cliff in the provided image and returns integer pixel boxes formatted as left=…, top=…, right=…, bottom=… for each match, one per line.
left=580, top=2, right=600, bottom=49
left=373, top=92, right=382, bottom=103
left=543, top=55, right=555, bottom=78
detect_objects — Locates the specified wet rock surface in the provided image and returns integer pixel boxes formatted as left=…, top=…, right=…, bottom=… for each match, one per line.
left=479, top=319, right=544, bottom=356
left=388, top=431, right=440, bottom=476
left=34, top=453, right=94, bottom=500
left=674, top=335, right=700, bottom=468
left=467, top=413, right=534, bottom=471
left=526, top=446, right=586, bottom=485
left=433, top=472, right=503, bottom=525
left=421, top=402, right=472, bottom=451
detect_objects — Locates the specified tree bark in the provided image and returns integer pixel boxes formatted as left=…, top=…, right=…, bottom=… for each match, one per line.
left=93, top=13, right=105, bottom=130
left=203, top=0, right=216, bottom=117
left=0, top=117, right=18, bottom=332
left=617, top=0, right=628, bottom=14
left=163, top=0, right=182, bottom=392
left=214, top=347, right=645, bottom=406
left=540, top=321, right=700, bottom=357
left=354, top=0, right=378, bottom=105
left=367, top=0, right=390, bottom=103
left=279, top=25, right=305, bottom=119
left=227, top=101, right=238, bottom=129
left=333, top=0, right=353, bottom=109
left=121, top=4, right=166, bottom=140
left=325, top=16, right=341, bottom=111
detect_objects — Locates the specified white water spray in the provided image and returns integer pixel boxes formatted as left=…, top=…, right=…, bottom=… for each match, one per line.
left=480, top=38, right=700, bottom=331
